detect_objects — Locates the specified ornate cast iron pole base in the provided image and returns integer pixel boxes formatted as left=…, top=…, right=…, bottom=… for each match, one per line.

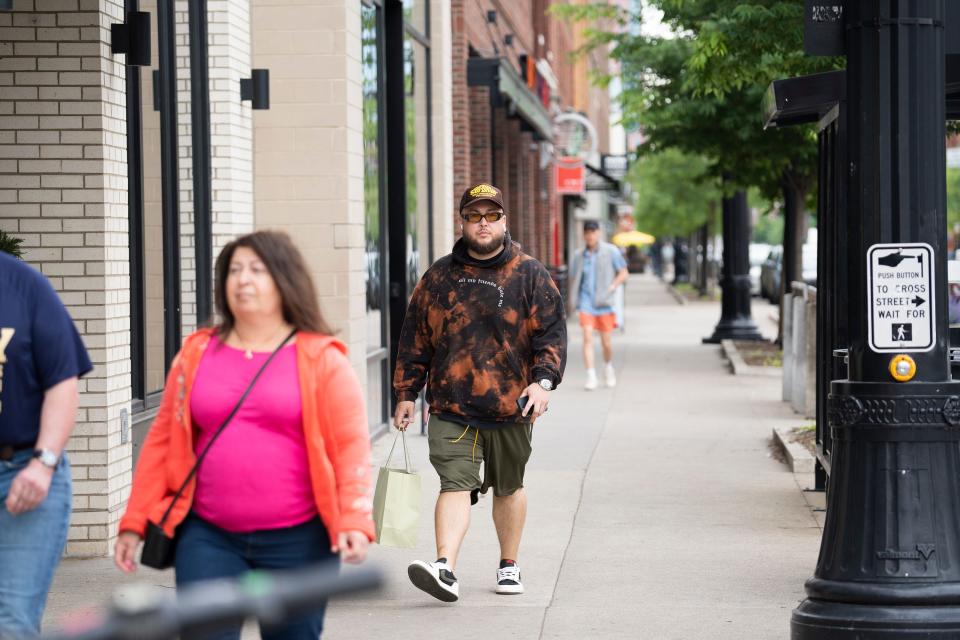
left=791, top=379, right=960, bottom=638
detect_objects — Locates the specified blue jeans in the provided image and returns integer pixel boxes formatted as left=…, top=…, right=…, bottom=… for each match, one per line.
left=175, top=513, right=339, bottom=640
left=0, top=450, right=71, bottom=637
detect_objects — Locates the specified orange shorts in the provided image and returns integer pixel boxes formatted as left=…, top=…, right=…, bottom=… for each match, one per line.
left=579, top=311, right=617, bottom=332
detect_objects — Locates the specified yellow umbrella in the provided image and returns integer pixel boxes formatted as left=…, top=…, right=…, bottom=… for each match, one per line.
left=611, top=230, right=656, bottom=248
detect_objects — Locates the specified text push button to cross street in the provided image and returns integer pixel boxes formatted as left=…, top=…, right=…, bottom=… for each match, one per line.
left=867, top=242, right=935, bottom=353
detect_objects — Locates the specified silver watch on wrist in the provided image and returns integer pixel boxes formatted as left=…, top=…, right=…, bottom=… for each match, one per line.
left=33, top=448, right=59, bottom=469
left=537, top=378, right=553, bottom=391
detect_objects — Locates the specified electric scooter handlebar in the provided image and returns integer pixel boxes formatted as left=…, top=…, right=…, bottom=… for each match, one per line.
left=39, top=565, right=383, bottom=640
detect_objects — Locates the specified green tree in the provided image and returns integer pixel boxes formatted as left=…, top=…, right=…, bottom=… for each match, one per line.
left=554, top=1, right=838, bottom=290
left=0, top=230, right=24, bottom=259
left=629, top=149, right=719, bottom=237
left=949, top=168, right=960, bottom=230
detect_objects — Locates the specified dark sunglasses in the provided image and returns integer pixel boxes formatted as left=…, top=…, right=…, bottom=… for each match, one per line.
left=461, top=211, right=504, bottom=224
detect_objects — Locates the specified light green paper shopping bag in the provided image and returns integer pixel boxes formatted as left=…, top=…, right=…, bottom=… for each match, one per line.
left=373, top=431, right=421, bottom=548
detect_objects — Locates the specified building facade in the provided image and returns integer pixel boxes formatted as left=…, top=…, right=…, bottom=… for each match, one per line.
left=0, top=0, right=452, bottom=556
left=0, top=0, right=610, bottom=556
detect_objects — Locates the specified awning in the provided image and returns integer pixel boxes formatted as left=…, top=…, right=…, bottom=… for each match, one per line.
left=585, top=162, right=621, bottom=192
left=468, top=57, right=554, bottom=142
left=948, top=55, right=960, bottom=119
left=763, top=70, right=845, bottom=130
left=766, top=60, right=960, bottom=125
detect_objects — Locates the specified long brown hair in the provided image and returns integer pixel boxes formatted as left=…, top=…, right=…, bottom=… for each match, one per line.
left=213, top=230, right=334, bottom=338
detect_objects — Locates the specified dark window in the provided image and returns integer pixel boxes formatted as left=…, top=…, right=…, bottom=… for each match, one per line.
left=363, top=0, right=390, bottom=435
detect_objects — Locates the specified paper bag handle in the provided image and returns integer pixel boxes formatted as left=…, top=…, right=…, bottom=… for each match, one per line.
left=384, top=430, right=412, bottom=473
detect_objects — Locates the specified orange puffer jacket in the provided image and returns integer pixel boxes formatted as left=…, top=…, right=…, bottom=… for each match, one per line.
left=118, top=328, right=375, bottom=544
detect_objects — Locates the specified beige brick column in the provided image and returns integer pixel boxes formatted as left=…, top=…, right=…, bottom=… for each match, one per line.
left=0, top=0, right=132, bottom=556
left=251, top=1, right=366, bottom=374
left=430, top=0, right=454, bottom=257
left=209, top=0, right=254, bottom=259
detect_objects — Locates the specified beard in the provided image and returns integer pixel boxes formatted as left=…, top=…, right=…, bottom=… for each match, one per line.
left=464, top=229, right=506, bottom=256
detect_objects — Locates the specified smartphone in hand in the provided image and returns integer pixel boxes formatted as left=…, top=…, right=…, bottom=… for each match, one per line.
left=517, top=395, right=546, bottom=413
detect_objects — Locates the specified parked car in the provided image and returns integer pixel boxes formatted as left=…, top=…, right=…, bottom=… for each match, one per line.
left=749, top=243, right=772, bottom=296
left=760, top=245, right=782, bottom=303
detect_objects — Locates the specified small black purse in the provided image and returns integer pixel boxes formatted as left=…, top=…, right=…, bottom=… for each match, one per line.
left=139, top=329, right=296, bottom=570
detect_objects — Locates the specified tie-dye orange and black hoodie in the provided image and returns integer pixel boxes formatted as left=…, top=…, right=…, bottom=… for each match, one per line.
left=393, top=236, right=567, bottom=429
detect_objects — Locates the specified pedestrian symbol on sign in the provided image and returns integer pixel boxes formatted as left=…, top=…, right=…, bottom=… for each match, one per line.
left=893, top=323, right=913, bottom=342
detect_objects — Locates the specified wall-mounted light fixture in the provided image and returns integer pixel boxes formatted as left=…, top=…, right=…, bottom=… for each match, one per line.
left=111, top=11, right=151, bottom=67
left=504, top=33, right=514, bottom=46
left=487, top=10, right=497, bottom=24
left=241, top=69, right=270, bottom=110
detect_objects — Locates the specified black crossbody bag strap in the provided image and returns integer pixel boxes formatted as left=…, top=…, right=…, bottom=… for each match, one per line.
left=156, top=328, right=297, bottom=528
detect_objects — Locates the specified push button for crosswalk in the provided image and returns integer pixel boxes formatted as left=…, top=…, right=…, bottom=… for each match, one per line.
left=888, top=354, right=917, bottom=382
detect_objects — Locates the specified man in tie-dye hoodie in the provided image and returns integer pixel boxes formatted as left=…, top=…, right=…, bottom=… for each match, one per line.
left=393, top=183, right=567, bottom=603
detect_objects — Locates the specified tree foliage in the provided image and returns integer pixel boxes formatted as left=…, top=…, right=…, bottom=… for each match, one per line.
left=0, top=230, right=24, bottom=259
left=553, top=1, right=842, bottom=210
left=628, top=148, right=719, bottom=237
left=949, top=168, right=960, bottom=230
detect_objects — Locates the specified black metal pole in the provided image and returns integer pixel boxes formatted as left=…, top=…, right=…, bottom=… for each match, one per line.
left=189, top=0, right=213, bottom=326
left=125, top=0, right=146, bottom=402
left=792, top=1, right=960, bottom=636
left=782, top=173, right=803, bottom=303
left=158, top=0, right=181, bottom=370
left=703, top=189, right=763, bottom=343
left=384, top=0, right=408, bottom=390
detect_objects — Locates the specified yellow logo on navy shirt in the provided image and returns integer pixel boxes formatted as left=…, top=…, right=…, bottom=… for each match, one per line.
left=469, top=184, right=498, bottom=198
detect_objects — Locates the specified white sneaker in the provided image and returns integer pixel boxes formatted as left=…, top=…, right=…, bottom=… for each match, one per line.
left=605, top=363, right=617, bottom=388
left=584, top=369, right=598, bottom=390
left=408, top=558, right=459, bottom=602
left=496, top=560, right=524, bottom=595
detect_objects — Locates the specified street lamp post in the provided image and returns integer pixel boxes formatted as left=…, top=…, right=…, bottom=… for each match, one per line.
left=792, top=1, right=960, bottom=636
left=703, top=189, right=764, bottom=343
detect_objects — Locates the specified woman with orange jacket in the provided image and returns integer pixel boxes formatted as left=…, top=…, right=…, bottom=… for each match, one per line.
left=113, top=231, right=374, bottom=640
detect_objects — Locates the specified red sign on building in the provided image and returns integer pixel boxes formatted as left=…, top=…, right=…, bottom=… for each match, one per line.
left=555, top=157, right=585, bottom=194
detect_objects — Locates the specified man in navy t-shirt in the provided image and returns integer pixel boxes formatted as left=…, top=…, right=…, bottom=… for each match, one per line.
left=0, top=251, right=92, bottom=636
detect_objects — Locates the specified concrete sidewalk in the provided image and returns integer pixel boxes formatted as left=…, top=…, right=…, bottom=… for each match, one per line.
left=42, top=274, right=821, bottom=639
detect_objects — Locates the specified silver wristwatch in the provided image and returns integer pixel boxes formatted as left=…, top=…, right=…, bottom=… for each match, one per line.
left=33, top=448, right=59, bottom=469
left=537, top=378, right=553, bottom=391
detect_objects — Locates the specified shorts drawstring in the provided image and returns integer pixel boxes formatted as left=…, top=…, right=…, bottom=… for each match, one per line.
left=450, top=424, right=480, bottom=463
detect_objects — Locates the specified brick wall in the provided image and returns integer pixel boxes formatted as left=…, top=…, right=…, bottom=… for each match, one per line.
left=208, top=0, right=254, bottom=262
left=467, top=86, right=489, bottom=186
left=0, top=0, right=133, bottom=556
left=450, top=0, right=469, bottom=236
left=430, top=0, right=453, bottom=258
left=251, top=0, right=367, bottom=376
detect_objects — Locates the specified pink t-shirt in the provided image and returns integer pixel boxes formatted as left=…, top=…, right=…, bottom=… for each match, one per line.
left=189, top=335, right=317, bottom=532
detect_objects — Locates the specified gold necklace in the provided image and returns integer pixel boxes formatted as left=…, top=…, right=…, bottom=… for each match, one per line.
left=233, top=324, right=287, bottom=360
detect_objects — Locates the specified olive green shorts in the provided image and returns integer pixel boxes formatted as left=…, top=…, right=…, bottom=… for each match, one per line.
left=427, top=416, right=533, bottom=497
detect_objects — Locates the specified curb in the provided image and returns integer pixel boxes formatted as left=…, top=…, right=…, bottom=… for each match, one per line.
left=721, top=339, right=781, bottom=377
left=665, top=283, right=687, bottom=305
left=772, top=426, right=815, bottom=474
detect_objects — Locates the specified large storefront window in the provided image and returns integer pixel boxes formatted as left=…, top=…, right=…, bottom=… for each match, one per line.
left=362, top=0, right=433, bottom=433
left=130, top=0, right=184, bottom=414
left=363, top=1, right=390, bottom=435
left=404, top=23, right=432, bottom=292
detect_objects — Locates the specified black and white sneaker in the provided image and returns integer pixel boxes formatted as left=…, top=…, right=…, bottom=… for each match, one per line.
left=496, top=559, right=524, bottom=595
left=408, top=558, right=459, bottom=602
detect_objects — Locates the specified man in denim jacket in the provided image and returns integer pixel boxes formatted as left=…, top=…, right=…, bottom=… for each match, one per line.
left=568, top=221, right=628, bottom=390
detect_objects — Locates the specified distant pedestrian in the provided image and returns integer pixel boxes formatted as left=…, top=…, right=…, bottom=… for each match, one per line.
left=569, top=220, right=629, bottom=390
left=393, top=183, right=566, bottom=602
left=0, top=252, right=92, bottom=636
left=114, top=231, right=374, bottom=639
